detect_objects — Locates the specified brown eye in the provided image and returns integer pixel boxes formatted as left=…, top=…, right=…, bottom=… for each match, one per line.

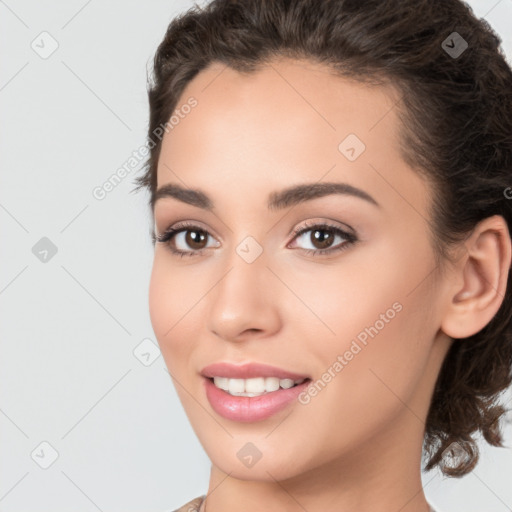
left=183, top=229, right=208, bottom=250
left=308, top=227, right=336, bottom=249
left=156, top=223, right=221, bottom=257
left=290, top=222, right=357, bottom=256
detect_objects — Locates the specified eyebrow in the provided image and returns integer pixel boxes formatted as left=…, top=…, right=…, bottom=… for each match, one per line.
left=153, top=181, right=380, bottom=211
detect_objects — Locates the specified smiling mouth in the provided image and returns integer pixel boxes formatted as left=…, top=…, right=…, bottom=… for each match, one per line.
left=208, top=376, right=311, bottom=397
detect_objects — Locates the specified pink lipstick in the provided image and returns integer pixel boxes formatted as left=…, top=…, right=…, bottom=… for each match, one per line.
left=201, top=362, right=311, bottom=422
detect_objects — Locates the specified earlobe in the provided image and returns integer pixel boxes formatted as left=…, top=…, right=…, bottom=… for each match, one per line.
left=441, top=215, right=512, bottom=340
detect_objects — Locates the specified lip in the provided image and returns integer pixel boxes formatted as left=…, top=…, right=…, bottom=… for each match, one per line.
left=203, top=376, right=311, bottom=422
left=200, top=362, right=310, bottom=380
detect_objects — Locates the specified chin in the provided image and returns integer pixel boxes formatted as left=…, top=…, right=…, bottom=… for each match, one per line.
left=198, top=432, right=315, bottom=481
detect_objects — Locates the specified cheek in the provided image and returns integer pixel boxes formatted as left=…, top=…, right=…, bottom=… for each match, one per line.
left=148, top=253, right=202, bottom=373
left=308, top=298, right=435, bottom=461
left=290, top=233, right=438, bottom=399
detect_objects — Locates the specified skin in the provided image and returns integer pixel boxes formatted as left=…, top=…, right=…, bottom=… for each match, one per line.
left=148, top=56, right=511, bottom=512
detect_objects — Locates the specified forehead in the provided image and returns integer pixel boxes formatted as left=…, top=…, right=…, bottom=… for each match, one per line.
left=156, top=56, right=429, bottom=220
left=165, top=56, right=401, bottom=142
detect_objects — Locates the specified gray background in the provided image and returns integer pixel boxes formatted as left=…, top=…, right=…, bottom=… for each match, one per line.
left=0, top=1, right=511, bottom=511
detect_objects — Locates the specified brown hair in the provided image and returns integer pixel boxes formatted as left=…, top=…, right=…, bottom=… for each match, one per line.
left=133, top=0, right=512, bottom=477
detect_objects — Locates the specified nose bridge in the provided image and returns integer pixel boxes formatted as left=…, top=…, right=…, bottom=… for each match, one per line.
left=206, top=235, right=280, bottom=340
left=218, top=214, right=270, bottom=289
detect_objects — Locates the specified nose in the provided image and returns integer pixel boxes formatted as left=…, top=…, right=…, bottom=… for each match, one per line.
left=206, top=251, right=282, bottom=343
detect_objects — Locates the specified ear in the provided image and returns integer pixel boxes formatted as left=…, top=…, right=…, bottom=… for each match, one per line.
left=441, top=215, right=512, bottom=339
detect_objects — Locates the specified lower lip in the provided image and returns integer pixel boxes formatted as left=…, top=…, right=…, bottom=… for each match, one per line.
left=203, top=377, right=311, bottom=422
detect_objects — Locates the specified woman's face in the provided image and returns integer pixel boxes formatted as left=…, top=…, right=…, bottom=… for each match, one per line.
left=149, top=57, right=454, bottom=481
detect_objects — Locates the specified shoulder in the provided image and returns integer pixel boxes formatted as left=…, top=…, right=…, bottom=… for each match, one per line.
left=170, top=496, right=437, bottom=512
left=172, top=495, right=206, bottom=512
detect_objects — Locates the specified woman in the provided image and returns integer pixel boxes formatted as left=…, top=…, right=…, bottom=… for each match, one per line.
left=133, top=0, right=512, bottom=510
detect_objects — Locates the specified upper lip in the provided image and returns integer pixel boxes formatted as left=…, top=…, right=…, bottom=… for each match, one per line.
left=201, top=362, right=310, bottom=380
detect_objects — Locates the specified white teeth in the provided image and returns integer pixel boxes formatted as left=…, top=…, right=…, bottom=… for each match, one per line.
left=213, top=377, right=229, bottom=391
left=212, top=376, right=306, bottom=396
left=228, top=378, right=245, bottom=394
left=245, top=377, right=265, bottom=393
left=265, top=377, right=280, bottom=392
left=280, top=378, right=295, bottom=389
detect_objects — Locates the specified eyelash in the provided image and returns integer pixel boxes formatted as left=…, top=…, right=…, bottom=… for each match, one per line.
left=155, top=220, right=357, bottom=258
